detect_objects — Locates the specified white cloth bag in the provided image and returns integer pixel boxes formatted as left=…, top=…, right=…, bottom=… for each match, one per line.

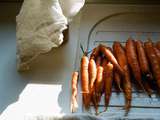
left=59, top=0, right=85, bottom=21
left=16, top=0, right=85, bottom=71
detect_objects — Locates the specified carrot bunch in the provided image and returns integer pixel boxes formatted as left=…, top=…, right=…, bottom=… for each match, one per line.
left=80, top=45, right=124, bottom=114
left=71, top=39, right=160, bottom=115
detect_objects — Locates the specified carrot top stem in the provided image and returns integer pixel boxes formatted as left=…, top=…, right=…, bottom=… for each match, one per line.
left=80, top=44, right=85, bottom=55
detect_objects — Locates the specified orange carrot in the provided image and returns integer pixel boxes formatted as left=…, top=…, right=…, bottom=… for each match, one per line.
left=88, top=58, right=97, bottom=107
left=103, top=61, right=113, bottom=111
left=123, top=70, right=132, bottom=115
left=112, top=41, right=125, bottom=91
left=156, top=41, right=160, bottom=50
left=126, top=38, right=145, bottom=91
left=89, top=59, right=97, bottom=93
left=95, top=65, right=104, bottom=114
left=99, top=44, right=124, bottom=76
left=81, top=55, right=90, bottom=110
left=113, top=41, right=132, bottom=114
left=92, top=55, right=103, bottom=113
left=107, top=45, right=122, bottom=91
left=153, top=46, right=160, bottom=64
left=71, top=72, right=79, bottom=113
left=135, top=40, right=153, bottom=97
left=144, top=41, right=160, bottom=91
left=135, top=40, right=153, bottom=81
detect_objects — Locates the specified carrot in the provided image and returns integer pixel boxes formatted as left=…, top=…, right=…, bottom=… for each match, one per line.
left=107, top=45, right=122, bottom=91
left=126, top=38, right=145, bottom=91
left=81, top=55, right=90, bottom=110
left=114, top=71, right=122, bottom=92
left=94, top=65, right=104, bottom=114
left=71, top=72, right=79, bottom=113
left=90, top=46, right=100, bottom=60
left=123, top=70, right=132, bottom=115
left=113, top=41, right=132, bottom=114
left=95, top=56, right=103, bottom=95
left=156, top=41, right=160, bottom=50
left=92, top=55, right=104, bottom=114
left=135, top=40, right=153, bottom=81
left=88, top=58, right=97, bottom=107
left=99, top=44, right=124, bottom=76
left=144, top=41, right=160, bottom=92
left=113, top=41, right=127, bottom=91
left=153, top=46, right=160, bottom=64
left=90, top=55, right=102, bottom=113
left=103, top=60, right=113, bottom=111
left=89, top=59, right=97, bottom=92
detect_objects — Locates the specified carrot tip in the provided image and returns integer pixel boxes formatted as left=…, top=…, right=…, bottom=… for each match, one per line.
left=83, top=93, right=90, bottom=110
left=124, top=100, right=131, bottom=116
left=70, top=101, right=78, bottom=113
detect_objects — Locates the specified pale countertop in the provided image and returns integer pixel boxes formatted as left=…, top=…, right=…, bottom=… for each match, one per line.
left=0, top=3, right=81, bottom=118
